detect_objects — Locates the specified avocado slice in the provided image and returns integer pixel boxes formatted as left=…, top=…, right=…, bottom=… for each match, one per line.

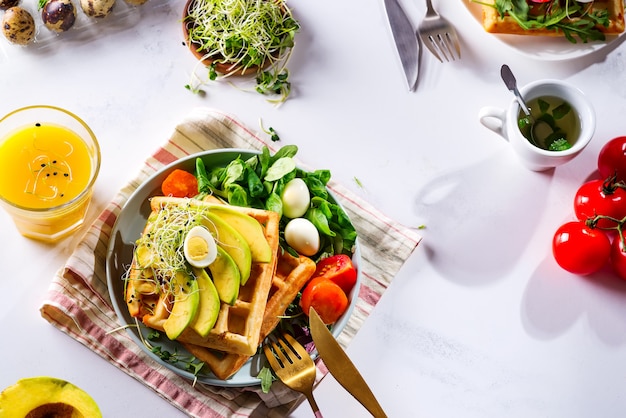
left=207, top=205, right=273, bottom=263
left=208, top=246, right=241, bottom=305
left=0, top=376, right=102, bottom=418
left=163, top=271, right=200, bottom=340
left=202, top=212, right=252, bottom=285
left=189, top=268, right=221, bottom=337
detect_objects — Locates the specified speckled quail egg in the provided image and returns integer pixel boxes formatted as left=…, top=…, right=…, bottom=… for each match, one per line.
left=284, top=218, right=320, bottom=256
left=41, top=0, right=77, bottom=33
left=281, top=178, right=310, bottom=219
left=1, top=6, right=35, bottom=45
left=0, top=0, right=20, bottom=11
left=124, top=0, right=147, bottom=5
left=183, top=225, right=218, bottom=268
left=80, top=0, right=115, bottom=18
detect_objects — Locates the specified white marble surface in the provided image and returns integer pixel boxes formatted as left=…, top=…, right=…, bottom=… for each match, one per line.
left=2, top=0, right=626, bottom=417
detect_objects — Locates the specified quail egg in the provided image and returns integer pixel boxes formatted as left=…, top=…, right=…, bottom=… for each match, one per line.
left=281, top=178, right=310, bottom=219
left=284, top=218, right=320, bottom=256
left=1, top=6, right=35, bottom=45
left=0, top=0, right=20, bottom=11
left=41, top=0, right=77, bottom=33
left=80, top=0, right=115, bottom=18
left=183, top=225, right=218, bottom=268
left=124, top=0, right=147, bottom=5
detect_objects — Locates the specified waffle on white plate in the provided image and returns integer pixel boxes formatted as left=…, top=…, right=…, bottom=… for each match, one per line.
left=479, top=0, right=625, bottom=36
left=125, top=196, right=280, bottom=356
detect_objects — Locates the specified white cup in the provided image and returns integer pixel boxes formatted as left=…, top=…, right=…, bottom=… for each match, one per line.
left=479, top=79, right=595, bottom=171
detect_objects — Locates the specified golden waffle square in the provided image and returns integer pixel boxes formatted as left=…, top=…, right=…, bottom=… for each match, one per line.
left=182, top=252, right=316, bottom=380
left=480, top=1, right=624, bottom=36
left=125, top=196, right=280, bottom=356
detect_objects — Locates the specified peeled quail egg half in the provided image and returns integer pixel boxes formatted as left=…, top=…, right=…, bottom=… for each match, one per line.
left=284, top=218, right=320, bottom=256
left=281, top=178, right=310, bottom=218
left=183, top=225, right=217, bottom=268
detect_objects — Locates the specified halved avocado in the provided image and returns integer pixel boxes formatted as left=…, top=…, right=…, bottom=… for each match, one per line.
left=0, top=376, right=102, bottom=418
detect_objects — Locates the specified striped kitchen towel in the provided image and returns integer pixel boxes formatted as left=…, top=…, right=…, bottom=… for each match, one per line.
left=40, top=108, right=421, bottom=417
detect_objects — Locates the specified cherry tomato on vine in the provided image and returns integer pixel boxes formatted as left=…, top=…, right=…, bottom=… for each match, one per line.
left=552, top=221, right=611, bottom=275
left=598, top=136, right=626, bottom=181
left=610, top=237, right=626, bottom=280
left=573, top=178, right=626, bottom=229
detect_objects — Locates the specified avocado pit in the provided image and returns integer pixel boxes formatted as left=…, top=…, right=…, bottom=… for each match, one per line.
left=26, top=402, right=78, bottom=418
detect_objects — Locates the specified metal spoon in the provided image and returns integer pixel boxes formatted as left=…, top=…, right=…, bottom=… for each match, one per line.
left=500, top=64, right=533, bottom=123
left=500, top=65, right=556, bottom=147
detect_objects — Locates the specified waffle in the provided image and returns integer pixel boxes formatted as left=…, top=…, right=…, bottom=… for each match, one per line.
left=182, top=251, right=316, bottom=380
left=125, top=196, right=280, bottom=356
left=480, top=1, right=624, bottom=36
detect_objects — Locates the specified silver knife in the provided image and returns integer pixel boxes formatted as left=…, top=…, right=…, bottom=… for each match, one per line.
left=309, top=307, right=388, bottom=418
left=383, top=0, right=419, bottom=91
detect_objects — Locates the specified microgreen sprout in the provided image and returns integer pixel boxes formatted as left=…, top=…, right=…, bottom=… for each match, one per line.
left=131, top=202, right=221, bottom=307
left=184, top=0, right=299, bottom=103
left=259, top=118, right=280, bottom=141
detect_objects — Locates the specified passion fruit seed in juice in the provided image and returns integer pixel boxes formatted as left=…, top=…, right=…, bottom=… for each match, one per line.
left=518, top=95, right=581, bottom=151
left=0, top=123, right=92, bottom=209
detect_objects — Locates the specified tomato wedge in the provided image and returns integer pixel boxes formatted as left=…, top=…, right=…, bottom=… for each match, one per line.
left=310, top=254, right=357, bottom=295
left=300, top=277, right=348, bottom=325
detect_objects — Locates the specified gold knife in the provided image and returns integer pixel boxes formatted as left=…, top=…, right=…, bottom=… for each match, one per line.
left=309, top=307, right=388, bottom=418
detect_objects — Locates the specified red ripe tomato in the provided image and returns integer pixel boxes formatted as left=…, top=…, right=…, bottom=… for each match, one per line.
left=552, top=221, right=611, bottom=275
left=300, top=277, right=348, bottom=325
left=610, top=237, right=626, bottom=280
left=573, top=178, right=626, bottom=229
left=598, top=136, right=626, bottom=182
left=310, top=254, right=357, bottom=295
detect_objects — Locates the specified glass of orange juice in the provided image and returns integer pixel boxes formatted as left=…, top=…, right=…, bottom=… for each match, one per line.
left=0, top=105, right=101, bottom=243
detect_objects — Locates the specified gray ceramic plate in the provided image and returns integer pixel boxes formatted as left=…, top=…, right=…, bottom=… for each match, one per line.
left=105, top=149, right=361, bottom=387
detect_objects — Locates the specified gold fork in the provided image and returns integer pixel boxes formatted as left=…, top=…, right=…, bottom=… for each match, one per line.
left=264, top=333, right=323, bottom=417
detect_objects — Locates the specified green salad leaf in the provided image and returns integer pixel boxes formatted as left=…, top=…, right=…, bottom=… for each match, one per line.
left=195, top=145, right=356, bottom=260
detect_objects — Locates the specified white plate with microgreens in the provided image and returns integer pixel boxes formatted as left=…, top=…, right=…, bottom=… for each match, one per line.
left=463, top=0, right=626, bottom=61
left=106, top=148, right=361, bottom=388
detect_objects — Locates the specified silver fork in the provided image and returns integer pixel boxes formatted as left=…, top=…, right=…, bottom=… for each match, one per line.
left=417, top=0, right=461, bottom=62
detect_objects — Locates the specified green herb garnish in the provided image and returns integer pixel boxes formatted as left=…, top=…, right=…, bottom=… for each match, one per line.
left=146, top=331, right=205, bottom=376
left=257, top=366, right=275, bottom=393
left=549, top=138, right=572, bottom=151
left=473, top=0, right=611, bottom=43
